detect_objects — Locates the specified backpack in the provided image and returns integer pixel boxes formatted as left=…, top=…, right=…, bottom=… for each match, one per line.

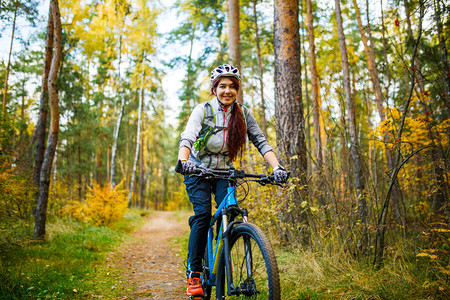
left=193, top=101, right=246, bottom=152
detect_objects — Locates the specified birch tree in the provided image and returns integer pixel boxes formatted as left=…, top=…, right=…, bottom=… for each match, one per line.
left=110, top=34, right=125, bottom=188
left=128, top=52, right=145, bottom=205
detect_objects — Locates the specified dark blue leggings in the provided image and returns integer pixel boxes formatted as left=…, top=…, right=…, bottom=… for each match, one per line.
left=184, top=175, right=228, bottom=272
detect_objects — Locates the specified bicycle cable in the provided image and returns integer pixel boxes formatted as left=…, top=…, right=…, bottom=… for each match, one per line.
left=236, top=179, right=250, bottom=204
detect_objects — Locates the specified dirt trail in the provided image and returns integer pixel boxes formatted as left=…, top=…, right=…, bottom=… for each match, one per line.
left=115, top=211, right=190, bottom=299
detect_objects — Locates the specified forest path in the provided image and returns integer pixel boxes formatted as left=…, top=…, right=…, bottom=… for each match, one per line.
left=114, top=210, right=190, bottom=299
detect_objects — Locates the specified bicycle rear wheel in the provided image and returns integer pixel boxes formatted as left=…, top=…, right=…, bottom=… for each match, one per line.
left=216, top=223, right=280, bottom=299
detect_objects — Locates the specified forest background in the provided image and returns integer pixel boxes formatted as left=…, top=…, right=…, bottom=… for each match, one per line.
left=0, top=0, right=449, bottom=298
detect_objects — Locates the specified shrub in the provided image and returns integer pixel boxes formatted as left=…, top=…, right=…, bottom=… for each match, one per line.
left=68, top=182, right=128, bottom=226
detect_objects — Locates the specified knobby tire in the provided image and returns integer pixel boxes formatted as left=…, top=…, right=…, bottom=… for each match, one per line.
left=215, top=223, right=280, bottom=299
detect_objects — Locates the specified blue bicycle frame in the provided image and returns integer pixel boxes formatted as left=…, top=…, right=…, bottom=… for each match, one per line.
left=205, top=180, right=244, bottom=287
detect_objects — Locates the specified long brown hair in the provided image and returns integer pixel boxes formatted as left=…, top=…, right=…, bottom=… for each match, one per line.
left=211, top=76, right=247, bottom=162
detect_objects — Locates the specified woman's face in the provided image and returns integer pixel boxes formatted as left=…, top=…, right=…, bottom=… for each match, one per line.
left=214, top=77, right=238, bottom=107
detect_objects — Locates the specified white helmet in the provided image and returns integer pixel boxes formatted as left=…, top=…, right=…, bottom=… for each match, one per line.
left=210, top=64, right=241, bottom=83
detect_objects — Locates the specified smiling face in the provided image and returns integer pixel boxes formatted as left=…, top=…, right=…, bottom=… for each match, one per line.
left=213, top=77, right=238, bottom=107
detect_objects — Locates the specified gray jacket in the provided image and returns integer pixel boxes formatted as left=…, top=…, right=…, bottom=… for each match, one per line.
left=179, top=98, right=273, bottom=169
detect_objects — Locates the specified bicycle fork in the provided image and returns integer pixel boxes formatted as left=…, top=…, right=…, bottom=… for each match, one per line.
left=221, top=207, right=236, bottom=294
left=221, top=207, right=251, bottom=296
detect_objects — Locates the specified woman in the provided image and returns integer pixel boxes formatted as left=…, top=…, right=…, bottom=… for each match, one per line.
left=176, top=64, right=287, bottom=297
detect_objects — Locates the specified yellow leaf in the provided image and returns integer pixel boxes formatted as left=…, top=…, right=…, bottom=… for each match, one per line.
left=431, top=228, right=450, bottom=233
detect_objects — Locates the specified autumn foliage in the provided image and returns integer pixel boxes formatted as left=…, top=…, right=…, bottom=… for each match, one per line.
left=67, top=182, right=128, bottom=226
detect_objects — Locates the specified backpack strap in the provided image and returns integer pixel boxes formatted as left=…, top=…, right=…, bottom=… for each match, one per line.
left=203, top=101, right=215, bottom=126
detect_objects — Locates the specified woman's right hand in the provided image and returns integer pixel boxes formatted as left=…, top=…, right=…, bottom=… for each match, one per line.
left=175, top=159, right=196, bottom=175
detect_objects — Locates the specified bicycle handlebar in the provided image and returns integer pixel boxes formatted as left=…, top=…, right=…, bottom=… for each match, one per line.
left=175, top=159, right=288, bottom=186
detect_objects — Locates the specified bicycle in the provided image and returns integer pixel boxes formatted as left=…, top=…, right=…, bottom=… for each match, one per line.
left=179, top=165, right=287, bottom=300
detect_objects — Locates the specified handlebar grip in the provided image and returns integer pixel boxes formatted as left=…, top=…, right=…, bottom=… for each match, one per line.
left=175, top=159, right=183, bottom=173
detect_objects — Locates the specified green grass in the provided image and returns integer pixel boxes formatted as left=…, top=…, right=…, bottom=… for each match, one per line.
left=171, top=224, right=449, bottom=300
left=0, top=209, right=146, bottom=299
left=3, top=210, right=446, bottom=299
left=276, top=246, right=449, bottom=299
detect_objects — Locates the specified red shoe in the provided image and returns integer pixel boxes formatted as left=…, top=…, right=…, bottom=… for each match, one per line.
left=186, top=272, right=204, bottom=296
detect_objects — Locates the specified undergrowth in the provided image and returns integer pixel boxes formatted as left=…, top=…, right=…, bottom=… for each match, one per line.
left=172, top=223, right=449, bottom=299
left=0, top=209, right=147, bottom=299
left=276, top=246, right=448, bottom=299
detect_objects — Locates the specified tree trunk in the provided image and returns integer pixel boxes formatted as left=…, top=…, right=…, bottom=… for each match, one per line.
left=228, top=0, right=242, bottom=104
left=429, top=0, right=449, bottom=218
left=380, top=0, right=391, bottom=98
left=252, top=0, right=267, bottom=137
left=110, top=34, right=125, bottom=188
left=77, top=131, right=82, bottom=199
left=306, top=0, right=327, bottom=214
left=274, top=0, right=309, bottom=244
left=300, top=0, right=311, bottom=177
left=33, top=7, right=54, bottom=195
left=334, top=0, right=368, bottom=251
left=34, top=0, right=62, bottom=239
left=128, top=52, right=145, bottom=205
left=433, top=0, right=450, bottom=106
left=139, top=126, right=146, bottom=209
left=2, top=1, right=18, bottom=112
left=353, top=0, right=403, bottom=225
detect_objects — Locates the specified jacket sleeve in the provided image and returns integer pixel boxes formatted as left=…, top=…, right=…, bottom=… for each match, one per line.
left=179, top=104, right=204, bottom=150
left=244, top=107, right=273, bottom=156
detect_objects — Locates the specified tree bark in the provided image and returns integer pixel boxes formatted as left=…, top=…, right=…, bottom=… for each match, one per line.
left=128, top=52, right=145, bottom=205
left=433, top=0, right=450, bottom=105
left=305, top=0, right=322, bottom=167
left=334, top=0, right=368, bottom=251
left=110, top=34, right=125, bottom=188
left=274, top=0, right=309, bottom=243
left=306, top=0, right=329, bottom=222
left=34, top=0, right=62, bottom=239
left=33, top=6, right=54, bottom=194
left=228, top=0, right=243, bottom=104
left=139, top=125, right=146, bottom=209
left=2, top=1, right=18, bottom=112
left=380, top=0, right=391, bottom=98
left=252, top=0, right=267, bottom=137
left=429, top=0, right=449, bottom=218
left=300, top=0, right=311, bottom=177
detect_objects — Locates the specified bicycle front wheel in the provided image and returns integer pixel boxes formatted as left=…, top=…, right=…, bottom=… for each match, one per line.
left=216, top=223, right=280, bottom=299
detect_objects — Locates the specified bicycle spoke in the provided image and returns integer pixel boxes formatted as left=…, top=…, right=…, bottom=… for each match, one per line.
left=219, top=223, right=279, bottom=299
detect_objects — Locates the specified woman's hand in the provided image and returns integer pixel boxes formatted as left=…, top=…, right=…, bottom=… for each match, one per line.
left=175, top=159, right=196, bottom=175
left=273, top=165, right=288, bottom=183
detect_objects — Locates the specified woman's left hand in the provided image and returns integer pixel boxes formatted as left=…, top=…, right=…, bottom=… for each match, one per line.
left=273, top=165, right=289, bottom=183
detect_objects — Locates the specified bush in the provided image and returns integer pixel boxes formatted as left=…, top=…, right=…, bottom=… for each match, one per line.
left=67, top=182, right=128, bottom=226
